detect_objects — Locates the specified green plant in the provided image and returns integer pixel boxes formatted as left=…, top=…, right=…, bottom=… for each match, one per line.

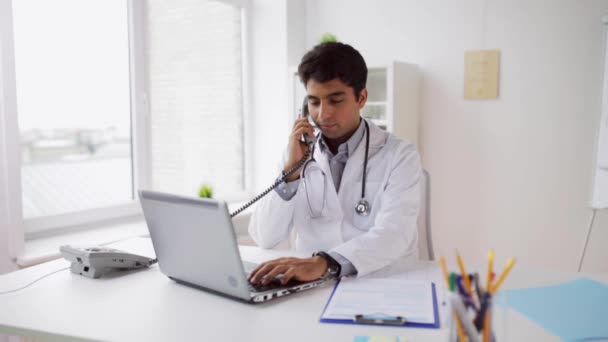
left=319, top=33, right=338, bottom=44
left=198, top=184, right=214, bottom=199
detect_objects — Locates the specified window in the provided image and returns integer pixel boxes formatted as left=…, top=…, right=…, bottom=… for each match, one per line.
left=147, top=0, right=247, bottom=200
left=0, top=0, right=249, bottom=237
left=13, top=0, right=134, bottom=221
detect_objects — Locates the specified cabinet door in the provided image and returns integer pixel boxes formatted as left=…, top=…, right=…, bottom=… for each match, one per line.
left=364, top=67, right=388, bottom=130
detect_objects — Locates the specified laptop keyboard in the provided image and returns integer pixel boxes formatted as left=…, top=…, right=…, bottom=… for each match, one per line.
left=247, top=274, right=306, bottom=293
left=248, top=278, right=285, bottom=292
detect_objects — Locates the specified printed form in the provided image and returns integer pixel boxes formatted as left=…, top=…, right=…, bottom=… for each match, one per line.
left=321, top=278, right=435, bottom=324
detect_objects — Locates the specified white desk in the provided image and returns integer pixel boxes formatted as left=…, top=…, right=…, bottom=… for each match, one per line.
left=0, top=237, right=605, bottom=342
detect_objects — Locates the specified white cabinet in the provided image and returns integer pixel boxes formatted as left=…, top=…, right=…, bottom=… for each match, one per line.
left=365, top=62, right=421, bottom=146
left=290, top=61, right=421, bottom=147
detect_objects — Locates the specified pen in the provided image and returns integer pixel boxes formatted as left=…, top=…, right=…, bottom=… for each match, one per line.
left=490, top=258, right=516, bottom=294
left=486, top=249, right=494, bottom=292
left=456, top=252, right=473, bottom=296
left=455, top=276, right=477, bottom=310
left=473, top=292, right=491, bottom=330
left=454, top=313, right=468, bottom=342
left=482, top=309, right=491, bottom=342
left=450, top=293, right=480, bottom=342
left=473, top=273, right=482, bottom=304
left=439, top=256, right=450, bottom=291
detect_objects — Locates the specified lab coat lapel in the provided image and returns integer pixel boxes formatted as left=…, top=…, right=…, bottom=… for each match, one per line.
left=311, top=139, right=343, bottom=224
left=340, top=138, right=365, bottom=195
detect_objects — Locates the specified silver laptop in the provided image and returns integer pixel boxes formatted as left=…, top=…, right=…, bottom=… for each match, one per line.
left=138, top=190, right=326, bottom=303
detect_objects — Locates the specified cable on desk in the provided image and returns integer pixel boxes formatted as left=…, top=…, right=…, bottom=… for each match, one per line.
left=0, top=266, right=70, bottom=295
left=0, top=260, right=159, bottom=295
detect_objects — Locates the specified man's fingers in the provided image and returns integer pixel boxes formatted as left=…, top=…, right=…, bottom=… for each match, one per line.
left=292, top=118, right=308, bottom=129
left=292, top=123, right=313, bottom=138
left=249, top=262, right=277, bottom=284
left=248, top=260, right=272, bottom=280
left=293, top=120, right=312, bottom=131
left=247, top=262, right=265, bottom=280
left=261, top=265, right=289, bottom=285
left=292, top=126, right=313, bottom=141
left=248, top=258, right=292, bottom=283
left=249, top=257, right=324, bottom=285
left=281, top=268, right=297, bottom=285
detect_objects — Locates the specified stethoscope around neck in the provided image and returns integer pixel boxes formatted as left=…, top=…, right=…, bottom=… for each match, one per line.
left=302, top=120, right=371, bottom=217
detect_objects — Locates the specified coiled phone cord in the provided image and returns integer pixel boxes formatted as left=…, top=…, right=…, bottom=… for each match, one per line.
left=230, top=145, right=313, bottom=218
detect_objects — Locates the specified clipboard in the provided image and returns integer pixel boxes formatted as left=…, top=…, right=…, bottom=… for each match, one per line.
left=319, top=278, right=440, bottom=329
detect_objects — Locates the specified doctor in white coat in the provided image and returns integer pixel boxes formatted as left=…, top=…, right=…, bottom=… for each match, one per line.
left=248, top=42, right=421, bottom=286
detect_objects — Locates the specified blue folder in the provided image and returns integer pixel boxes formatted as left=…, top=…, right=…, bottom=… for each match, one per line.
left=319, top=279, right=440, bottom=329
left=501, top=278, right=608, bottom=342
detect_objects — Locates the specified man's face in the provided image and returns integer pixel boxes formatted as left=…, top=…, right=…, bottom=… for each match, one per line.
left=306, top=78, right=367, bottom=140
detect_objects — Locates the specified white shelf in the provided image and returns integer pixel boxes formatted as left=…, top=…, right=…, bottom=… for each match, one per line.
left=368, top=119, right=388, bottom=127
left=365, top=101, right=387, bottom=106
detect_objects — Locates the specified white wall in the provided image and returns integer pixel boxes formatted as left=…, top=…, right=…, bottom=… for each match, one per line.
left=248, top=0, right=311, bottom=193
left=581, top=210, right=608, bottom=271
left=286, top=0, right=307, bottom=67
left=303, top=0, right=608, bottom=271
left=249, top=0, right=292, bottom=192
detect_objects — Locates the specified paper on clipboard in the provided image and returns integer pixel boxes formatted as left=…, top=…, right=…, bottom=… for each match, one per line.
left=320, top=278, right=436, bottom=324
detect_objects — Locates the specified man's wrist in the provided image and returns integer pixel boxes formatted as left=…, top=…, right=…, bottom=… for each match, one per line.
left=312, top=251, right=341, bottom=279
left=312, top=255, right=328, bottom=271
left=275, top=171, right=299, bottom=201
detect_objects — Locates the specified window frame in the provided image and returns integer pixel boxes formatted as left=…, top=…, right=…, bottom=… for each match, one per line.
left=239, top=1, right=254, bottom=204
left=0, top=0, right=252, bottom=242
left=0, top=0, right=25, bottom=256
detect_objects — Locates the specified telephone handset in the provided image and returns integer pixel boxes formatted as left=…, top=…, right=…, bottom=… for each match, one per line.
left=230, top=97, right=315, bottom=217
left=301, top=97, right=315, bottom=147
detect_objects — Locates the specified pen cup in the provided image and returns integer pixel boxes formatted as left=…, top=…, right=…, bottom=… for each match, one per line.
left=447, top=292, right=496, bottom=342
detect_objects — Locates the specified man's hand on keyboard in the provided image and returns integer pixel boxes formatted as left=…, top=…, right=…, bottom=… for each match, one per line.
left=247, top=256, right=327, bottom=286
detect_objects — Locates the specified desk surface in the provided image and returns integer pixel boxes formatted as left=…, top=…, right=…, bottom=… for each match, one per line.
left=0, top=237, right=606, bottom=342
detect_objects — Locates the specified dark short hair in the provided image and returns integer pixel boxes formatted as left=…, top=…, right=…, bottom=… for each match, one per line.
left=298, top=42, right=367, bottom=100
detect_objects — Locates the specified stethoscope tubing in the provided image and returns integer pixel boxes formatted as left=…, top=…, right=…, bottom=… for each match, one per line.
left=303, top=119, right=371, bottom=217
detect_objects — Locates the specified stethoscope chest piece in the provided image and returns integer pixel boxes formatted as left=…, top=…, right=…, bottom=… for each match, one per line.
left=355, top=199, right=371, bottom=216
left=355, top=120, right=372, bottom=217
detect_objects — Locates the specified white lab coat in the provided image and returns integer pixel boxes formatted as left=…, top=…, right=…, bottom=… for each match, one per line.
left=248, top=120, right=421, bottom=277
